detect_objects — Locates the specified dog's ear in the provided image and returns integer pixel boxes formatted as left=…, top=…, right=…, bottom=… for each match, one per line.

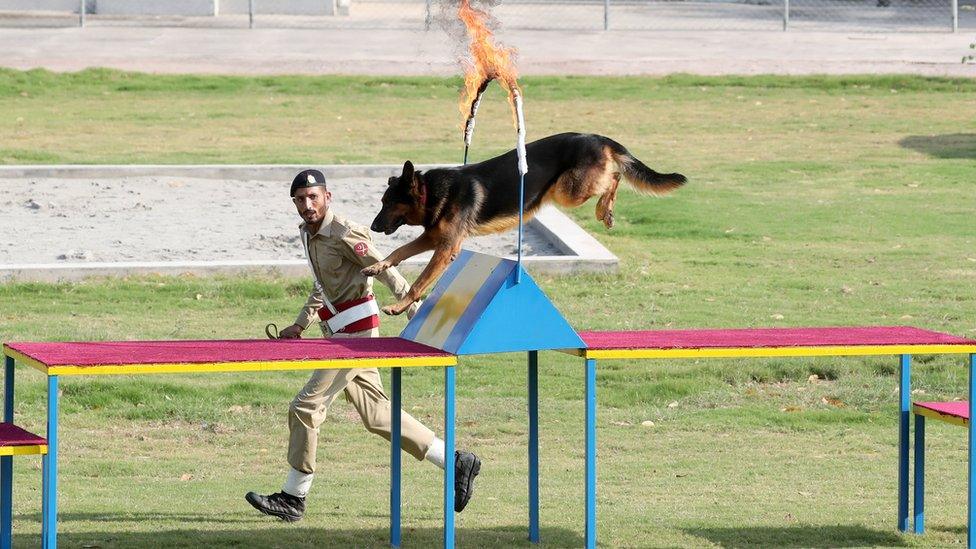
left=400, top=161, right=415, bottom=184
left=387, top=176, right=397, bottom=187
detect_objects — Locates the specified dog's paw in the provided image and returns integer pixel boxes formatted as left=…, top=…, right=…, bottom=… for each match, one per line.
left=603, top=211, right=614, bottom=230
left=361, top=262, right=392, bottom=277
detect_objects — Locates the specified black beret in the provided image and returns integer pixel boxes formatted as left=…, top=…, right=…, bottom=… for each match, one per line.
left=290, top=169, right=327, bottom=196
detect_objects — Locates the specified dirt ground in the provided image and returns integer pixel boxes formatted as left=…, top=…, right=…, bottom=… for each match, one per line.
left=0, top=23, right=973, bottom=77
left=0, top=175, right=558, bottom=266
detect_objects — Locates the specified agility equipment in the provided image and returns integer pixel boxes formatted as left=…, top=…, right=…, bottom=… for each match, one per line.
left=572, top=326, right=976, bottom=548
left=2, top=338, right=455, bottom=549
left=400, top=250, right=583, bottom=355
left=912, top=385, right=976, bottom=543
left=0, top=377, right=47, bottom=549
left=5, top=264, right=976, bottom=549
left=398, top=248, right=584, bottom=545
left=399, top=255, right=976, bottom=548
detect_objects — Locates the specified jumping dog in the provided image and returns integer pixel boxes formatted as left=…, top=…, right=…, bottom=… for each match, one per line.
left=363, top=132, right=687, bottom=315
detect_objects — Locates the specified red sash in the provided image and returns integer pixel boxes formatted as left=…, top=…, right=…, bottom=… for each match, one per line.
left=317, top=295, right=380, bottom=334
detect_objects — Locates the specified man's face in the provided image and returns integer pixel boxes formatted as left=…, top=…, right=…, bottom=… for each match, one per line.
left=292, top=186, right=331, bottom=225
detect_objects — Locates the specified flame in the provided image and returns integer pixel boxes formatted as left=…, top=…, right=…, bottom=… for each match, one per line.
left=457, top=0, right=522, bottom=135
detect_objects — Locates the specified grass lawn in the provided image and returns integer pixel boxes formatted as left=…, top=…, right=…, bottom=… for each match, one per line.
left=1, top=69, right=975, bottom=547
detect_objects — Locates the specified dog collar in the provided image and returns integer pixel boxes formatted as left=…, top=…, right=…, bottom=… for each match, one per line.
left=418, top=182, right=427, bottom=207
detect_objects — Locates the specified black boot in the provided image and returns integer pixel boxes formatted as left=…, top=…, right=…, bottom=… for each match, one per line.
left=245, top=491, right=306, bottom=522
left=454, top=451, right=481, bottom=512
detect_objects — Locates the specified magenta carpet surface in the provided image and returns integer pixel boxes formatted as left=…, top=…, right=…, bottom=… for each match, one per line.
left=915, top=401, right=970, bottom=420
left=580, top=326, right=976, bottom=351
left=0, top=423, right=46, bottom=447
left=3, top=338, right=452, bottom=367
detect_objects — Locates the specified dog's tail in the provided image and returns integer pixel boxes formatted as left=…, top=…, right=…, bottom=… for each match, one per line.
left=605, top=137, right=686, bottom=196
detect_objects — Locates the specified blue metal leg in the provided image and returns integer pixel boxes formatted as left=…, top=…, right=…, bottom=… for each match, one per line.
left=3, top=359, right=12, bottom=422
left=390, top=367, right=402, bottom=549
left=528, top=351, right=539, bottom=544
left=898, top=354, right=910, bottom=532
left=42, top=375, right=57, bottom=549
left=585, top=359, right=596, bottom=549
left=444, top=366, right=455, bottom=549
left=969, top=354, right=976, bottom=549
left=1, top=356, right=14, bottom=549
left=913, top=413, right=925, bottom=534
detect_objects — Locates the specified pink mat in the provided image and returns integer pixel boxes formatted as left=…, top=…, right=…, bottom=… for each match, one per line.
left=915, top=401, right=970, bottom=421
left=3, top=338, right=452, bottom=368
left=0, top=423, right=47, bottom=447
left=580, top=326, right=976, bottom=351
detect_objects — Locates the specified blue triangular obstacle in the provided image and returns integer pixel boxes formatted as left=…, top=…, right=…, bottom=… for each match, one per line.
left=400, top=250, right=585, bottom=355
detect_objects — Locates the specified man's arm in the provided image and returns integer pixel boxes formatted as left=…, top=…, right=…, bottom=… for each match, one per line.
left=296, top=287, right=325, bottom=329
left=274, top=287, right=323, bottom=339
left=343, top=226, right=421, bottom=318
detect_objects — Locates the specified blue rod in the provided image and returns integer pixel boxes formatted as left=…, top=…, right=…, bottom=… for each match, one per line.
left=516, top=172, right=525, bottom=284
left=1, top=357, right=14, bottom=549
left=914, top=413, right=925, bottom=534
left=444, top=366, right=456, bottom=549
left=0, top=459, right=9, bottom=549
left=585, top=359, right=596, bottom=549
left=390, top=367, right=402, bottom=548
left=969, top=354, right=976, bottom=548
left=42, top=375, right=58, bottom=549
left=528, top=351, right=540, bottom=543
left=3, top=356, right=11, bottom=422
left=898, top=354, right=910, bottom=532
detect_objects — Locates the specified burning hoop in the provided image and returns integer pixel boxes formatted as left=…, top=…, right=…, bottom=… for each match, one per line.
left=455, top=0, right=529, bottom=281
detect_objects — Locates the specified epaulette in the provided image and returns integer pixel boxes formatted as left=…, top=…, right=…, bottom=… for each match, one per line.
left=331, top=217, right=351, bottom=239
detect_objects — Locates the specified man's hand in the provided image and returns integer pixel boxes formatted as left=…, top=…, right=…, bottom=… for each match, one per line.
left=278, top=324, right=304, bottom=339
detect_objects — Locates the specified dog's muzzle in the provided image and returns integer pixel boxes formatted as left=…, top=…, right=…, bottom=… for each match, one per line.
left=371, top=218, right=401, bottom=235
left=370, top=220, right=387, bottom=233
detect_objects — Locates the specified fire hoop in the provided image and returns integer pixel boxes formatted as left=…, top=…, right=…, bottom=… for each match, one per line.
left=456, top=0, right=529, bottom=282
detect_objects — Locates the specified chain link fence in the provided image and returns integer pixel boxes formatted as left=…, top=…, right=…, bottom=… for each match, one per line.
left=1, top=0, right=972, bottom=31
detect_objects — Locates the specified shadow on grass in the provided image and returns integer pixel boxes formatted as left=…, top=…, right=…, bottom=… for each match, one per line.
left=899, top=134, right=976, bottom=159
left=19, top=511, right=259, bottom=524
left=13, top=521, right=582, bottom=548
left=927, top=524, right=965, bottom=535
left=684, top=524, right=907, bottom=548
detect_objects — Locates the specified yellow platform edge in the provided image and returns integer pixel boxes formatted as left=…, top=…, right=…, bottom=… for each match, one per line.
left=913, top=404, right=970, bottom=427
left=0, top=444, right=48, bottom=456
left=577, top=344, right=976, bottom=360
left=2, top=347, right=456, bottom=376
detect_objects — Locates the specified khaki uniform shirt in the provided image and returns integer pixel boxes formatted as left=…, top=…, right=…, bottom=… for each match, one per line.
left=295, top=210, right=417, bottom=331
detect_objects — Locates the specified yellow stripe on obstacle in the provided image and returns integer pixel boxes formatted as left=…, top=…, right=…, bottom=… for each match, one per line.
left=576, top=344, right=976, bottom=360
left=3, top=348, right=49, bottom=374
left=411, top=253, right=503, bottom=350
left=45, top=356, right=457, bottom=376
left=0, top=445, right=47, bottom=457
left=2, top=347, right=456, bottom=376
left=913, top=404, right=970, bottom=427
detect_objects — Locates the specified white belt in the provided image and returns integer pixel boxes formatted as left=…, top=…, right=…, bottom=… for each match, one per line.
left=326, top=299, right=380, bottom=334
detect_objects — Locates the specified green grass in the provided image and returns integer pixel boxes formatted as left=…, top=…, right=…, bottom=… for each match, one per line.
left=1, top=70, right=976, bottom=547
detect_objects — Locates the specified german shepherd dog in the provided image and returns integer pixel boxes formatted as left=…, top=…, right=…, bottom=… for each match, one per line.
left=363, top=132, right=686, bottom=315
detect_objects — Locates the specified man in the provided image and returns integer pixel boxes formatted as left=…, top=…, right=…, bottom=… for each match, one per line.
left=246, top=169, right=481, bottom=522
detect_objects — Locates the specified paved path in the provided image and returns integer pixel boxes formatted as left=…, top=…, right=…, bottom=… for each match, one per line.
left=0, top=25, right=974, bottom=76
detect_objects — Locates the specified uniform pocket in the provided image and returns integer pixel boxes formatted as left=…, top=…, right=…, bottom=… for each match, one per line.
left=323, top=252, right=344, bottom=272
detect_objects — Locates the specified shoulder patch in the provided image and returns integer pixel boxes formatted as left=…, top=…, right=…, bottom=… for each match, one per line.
left=353, top=242, right=369, bottom=256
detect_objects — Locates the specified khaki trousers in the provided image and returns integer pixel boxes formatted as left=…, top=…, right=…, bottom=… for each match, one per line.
left=287, top=325, right=436, bottom=474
